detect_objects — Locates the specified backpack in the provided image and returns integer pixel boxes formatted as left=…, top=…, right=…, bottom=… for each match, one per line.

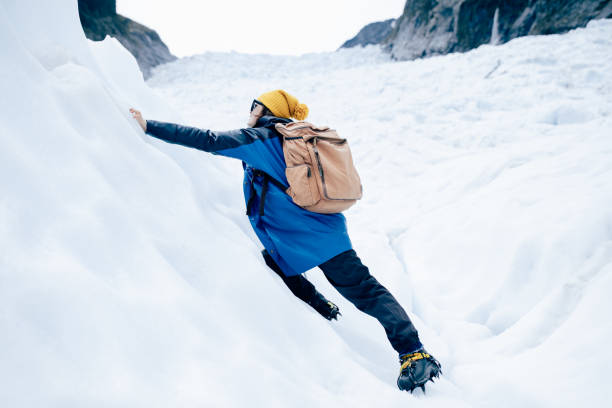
left=274, top=121, right=362, bottom=214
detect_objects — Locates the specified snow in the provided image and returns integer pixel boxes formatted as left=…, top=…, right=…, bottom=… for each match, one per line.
left=1, top=1, right=611, bottom=406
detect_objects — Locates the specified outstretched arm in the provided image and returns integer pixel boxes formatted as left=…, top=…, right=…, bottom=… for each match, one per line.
left=129, top=108, right=282, bottom=174
left=143, top=120, right=260, bottom=154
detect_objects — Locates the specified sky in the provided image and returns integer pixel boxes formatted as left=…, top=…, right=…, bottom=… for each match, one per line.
left=116, top=0, right=406, bottom=57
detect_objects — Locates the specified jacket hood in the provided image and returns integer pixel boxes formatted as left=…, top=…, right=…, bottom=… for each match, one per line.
left=255, top=115, right=292, bottom=128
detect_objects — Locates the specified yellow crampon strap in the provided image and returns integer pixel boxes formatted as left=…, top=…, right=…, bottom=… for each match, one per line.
left=400, top=352, right=431, bottom=371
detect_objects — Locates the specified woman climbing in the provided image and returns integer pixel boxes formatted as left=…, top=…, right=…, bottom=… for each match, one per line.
left=129, top=89, right=440, bottom=392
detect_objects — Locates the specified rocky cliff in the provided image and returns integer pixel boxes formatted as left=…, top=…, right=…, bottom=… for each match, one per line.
left=78, top=0, right=176, bottom=78
left=342, top=1, right=612, bottom=60
left=340, top=19, right=396, bottom=48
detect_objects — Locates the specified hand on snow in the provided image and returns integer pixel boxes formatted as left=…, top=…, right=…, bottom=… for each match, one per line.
left=129, top=108, right=147, bottom=132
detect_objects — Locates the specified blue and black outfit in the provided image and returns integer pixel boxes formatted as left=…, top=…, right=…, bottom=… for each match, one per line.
left=145, top=115, right=422, bottom=355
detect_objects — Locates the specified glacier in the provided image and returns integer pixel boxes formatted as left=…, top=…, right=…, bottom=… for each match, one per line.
left=1, top=1, right=611, bottom=407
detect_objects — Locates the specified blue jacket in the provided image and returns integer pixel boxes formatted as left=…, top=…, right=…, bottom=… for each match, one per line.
left=145, top=115, right=353, bottom=276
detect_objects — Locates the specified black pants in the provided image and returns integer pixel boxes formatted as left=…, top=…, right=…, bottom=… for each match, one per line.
left=263, top=249, right=422, bottom=355
left=262, top=250, right=318, bottom=304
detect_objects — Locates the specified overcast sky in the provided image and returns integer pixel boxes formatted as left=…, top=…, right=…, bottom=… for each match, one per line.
left=116, top=0, right=406, bottom=57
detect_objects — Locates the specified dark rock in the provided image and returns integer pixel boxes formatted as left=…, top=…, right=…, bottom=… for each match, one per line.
left=78, top=0, right=176, bottom=79
left=344, top=0, right=612, bottom=61
left=382, top=0, right=458, bottom=59
left=78, top=0, right=115, bottom=17
left=340, top=19, right=396, bottom=48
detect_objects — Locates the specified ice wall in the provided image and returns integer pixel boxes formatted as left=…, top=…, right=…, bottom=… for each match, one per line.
left=1, top=2, right=398, bottom=406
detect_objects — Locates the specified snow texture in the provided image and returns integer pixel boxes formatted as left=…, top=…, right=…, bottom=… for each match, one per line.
left=1, top=1, right=611, bottom=407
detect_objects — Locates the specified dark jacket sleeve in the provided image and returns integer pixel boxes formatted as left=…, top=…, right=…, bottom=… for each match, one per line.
left=145, top=119, right=281, bottom=171
left=146, top=119, right=256, bottom=153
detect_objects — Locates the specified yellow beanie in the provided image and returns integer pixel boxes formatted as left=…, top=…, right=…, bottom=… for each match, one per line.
left=257, top=89, right=309, bottom=120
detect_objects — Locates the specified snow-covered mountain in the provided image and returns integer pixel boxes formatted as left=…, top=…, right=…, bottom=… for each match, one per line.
left=1, top=1, right=611, bottom=407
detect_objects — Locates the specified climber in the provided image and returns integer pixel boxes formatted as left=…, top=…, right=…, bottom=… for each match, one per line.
left=129, top=90, right=440, bottom=392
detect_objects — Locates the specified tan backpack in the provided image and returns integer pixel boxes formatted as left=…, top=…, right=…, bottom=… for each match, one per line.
left=274, top=121, right=362, bottom=214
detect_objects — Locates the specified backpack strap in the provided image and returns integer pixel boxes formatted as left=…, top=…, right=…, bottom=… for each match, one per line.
left=259, top=178, right=269, bottom=216
left=246, top=169, right=289, bottom=217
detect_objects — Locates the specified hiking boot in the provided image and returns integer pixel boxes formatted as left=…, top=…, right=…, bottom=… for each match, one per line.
left=309, top=294, right=341, bottom=321
left=397, top=349, right=441, bottom=393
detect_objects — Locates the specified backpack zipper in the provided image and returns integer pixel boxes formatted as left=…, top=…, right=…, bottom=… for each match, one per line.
left=312, top=137, right=354, bottom=201
left=290, top=125, right=326, bottom=131
left=313, top=142, right=325, bottom=181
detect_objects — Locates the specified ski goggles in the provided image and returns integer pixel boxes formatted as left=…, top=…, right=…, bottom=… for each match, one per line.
left=250, top=99, right=266, bottom=113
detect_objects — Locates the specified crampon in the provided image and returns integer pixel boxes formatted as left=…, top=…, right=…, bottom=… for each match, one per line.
left=397, top=350, right=441, bottom=393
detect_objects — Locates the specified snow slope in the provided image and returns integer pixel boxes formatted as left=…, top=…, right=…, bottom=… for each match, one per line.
left=1, top=1, right=611, bottom=406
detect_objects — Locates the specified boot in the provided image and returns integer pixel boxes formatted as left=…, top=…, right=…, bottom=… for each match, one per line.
left=397, top=349, right=441, bottom=393
left=308, top=293, right=341, bottom=321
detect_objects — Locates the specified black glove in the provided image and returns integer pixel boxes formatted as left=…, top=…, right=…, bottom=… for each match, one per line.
left=308, top=293, right=341, bottom=321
